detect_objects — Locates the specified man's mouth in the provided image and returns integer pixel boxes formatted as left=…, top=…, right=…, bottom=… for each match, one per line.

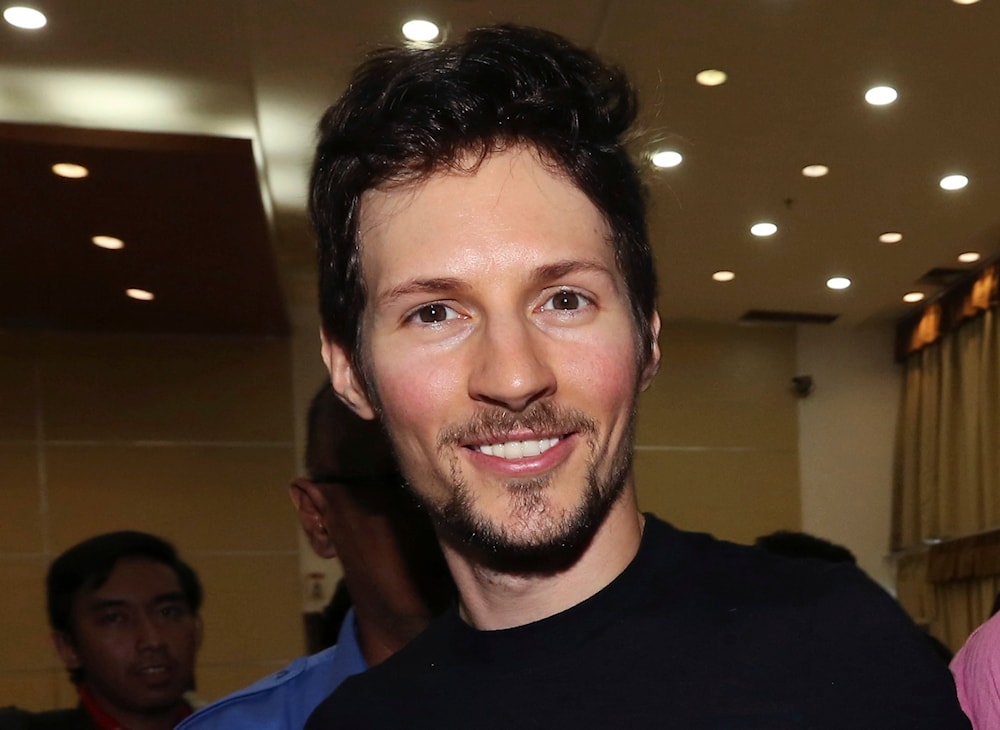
left=474, top=436, right=561, bottom=459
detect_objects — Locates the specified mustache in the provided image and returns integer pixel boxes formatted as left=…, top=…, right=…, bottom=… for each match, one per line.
left=438, top=401, right=596, bottom=447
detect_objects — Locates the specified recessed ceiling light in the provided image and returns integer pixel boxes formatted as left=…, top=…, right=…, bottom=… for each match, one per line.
left=750, top=222, right=777, bottom=237
left=940, top=174, right=969, bottom=190
left=953, top=0, right=981, bottom=5
left=712, top=270, right=735, bottom=282
left=801, top=164, right=829, bottom=178
left=402, top=19, right=439, bottom=42
left=865, top=86, right=898, bottom=106
left=878, top=232, right=903, bottom=244
left=52, top=162, right=89, bottom=179
left=92, top=235, right=124, bottom=250
left=695, top=69, right=727, bottom=87
left=650, top=150, right=683, bottom=168
left=3, top=5, right=46, bottom=29
left=826, top=276, right=852, bottom=290
left=126, top=288, right=155, bottom=301
left=903, top=292, right=926, bottom=303
left=958, top=251, right=981, bottom=263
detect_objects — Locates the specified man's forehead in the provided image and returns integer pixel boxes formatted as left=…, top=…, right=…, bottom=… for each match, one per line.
left=79, top=557, right=182, bottom=603
left=356, top=148, right=613, bottom=285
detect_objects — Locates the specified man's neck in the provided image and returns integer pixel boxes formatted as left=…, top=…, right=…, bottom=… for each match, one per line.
left=79, top=685, right=187, bottom=730
left=446, top=489, right=645, bottom=631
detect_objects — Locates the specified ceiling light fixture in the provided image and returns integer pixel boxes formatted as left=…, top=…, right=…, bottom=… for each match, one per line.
left=695, top=69, right=727, bottom=87
left=878, top=232, right=903, bottom=244
left=826, top=276, right=852, bottom=290
left=865, top=86, right=898, bottom=106
left=712, top=271, right=735, bottom=282
left=3, top=5, right=46, bottom=29
left=902, top=292, right=926, bottom=303
left=958, top=251, right=981, bottom=263
left=126, top=288, right=155, bottom=301
left=801, top=164, right=829, bottom=178
left=952, top=0, right=981, bottom=4
left=750, top=222, right=777, bottom=237
left=51, top=162, right=89, bottom=179
left=650, top=150, right=683, bottom=168
left=940, top=174, right=969, bottom=190
left=402, top=19, right=439, bottom=42
left=92, top=235, right=124, bottom=250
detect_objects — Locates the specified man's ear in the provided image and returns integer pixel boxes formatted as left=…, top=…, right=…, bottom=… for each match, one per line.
left=289, top=478, right=338, bottom=559
left=52, top=631, right=81, bottom=672
left=639, top=311, right=662, bottom=391
left=320, top=328, right=376, bottom=420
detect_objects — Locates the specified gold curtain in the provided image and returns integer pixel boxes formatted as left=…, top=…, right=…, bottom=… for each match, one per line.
left=893, top=274, right=1000, bottom=649
left=893, top=308, right=1000, bottom=548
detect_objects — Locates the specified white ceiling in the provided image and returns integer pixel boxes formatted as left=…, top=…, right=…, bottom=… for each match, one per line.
left=3, top=0, right=998, bottom=332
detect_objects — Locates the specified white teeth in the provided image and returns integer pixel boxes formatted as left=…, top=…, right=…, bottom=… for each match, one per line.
left=477, top=437, right=559, bottom=459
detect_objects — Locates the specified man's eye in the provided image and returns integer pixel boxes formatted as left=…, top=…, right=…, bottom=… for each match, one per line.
left=413, top=303, right=458, bottom=323
left=99, top=612, right=126, bottom=626
left=542, top=290, right=589, bottom=312
left=160, top=604, right=188, bottom=619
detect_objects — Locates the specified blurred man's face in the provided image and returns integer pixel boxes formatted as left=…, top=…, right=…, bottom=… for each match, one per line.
left=55, top=557, right=201, bottom=723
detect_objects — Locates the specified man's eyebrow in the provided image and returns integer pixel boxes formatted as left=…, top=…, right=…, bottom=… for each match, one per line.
left=85, top=598, right=127, bottom=613
left=153, top=591, right=189, bottom=605
left=530, top=259, right=615, bottom=285
left=377, top=277, right=469, bottom=307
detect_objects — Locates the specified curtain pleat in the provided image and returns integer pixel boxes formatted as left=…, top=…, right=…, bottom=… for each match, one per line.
left=893, top=307, right=1000, bottom=650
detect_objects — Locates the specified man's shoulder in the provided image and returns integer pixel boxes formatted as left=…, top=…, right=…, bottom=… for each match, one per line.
left=179, top=644, right=357, bottom=730
left=0, top=707, right=92, bottom=730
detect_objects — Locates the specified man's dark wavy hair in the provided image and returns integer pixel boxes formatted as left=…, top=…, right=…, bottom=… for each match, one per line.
left=310, top=24, right=657, bottom=383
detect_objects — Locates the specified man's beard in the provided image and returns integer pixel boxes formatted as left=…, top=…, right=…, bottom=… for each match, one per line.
left=402, top=400, right=638, bottom=576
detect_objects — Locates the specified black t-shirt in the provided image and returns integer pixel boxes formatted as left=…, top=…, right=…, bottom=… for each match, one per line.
left=306, top=516, right=970, bottom=729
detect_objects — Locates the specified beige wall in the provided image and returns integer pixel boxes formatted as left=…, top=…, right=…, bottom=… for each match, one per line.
left=0, top=331, right=302, bottom=710
left=797, top=323, right=899, bottom=591
left=635, top=322, right=801, bottom=543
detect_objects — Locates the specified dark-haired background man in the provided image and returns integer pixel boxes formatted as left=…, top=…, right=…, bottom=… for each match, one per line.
left=177, top=384, right=452, bottom=730
left=304, top=24, right=969, bottom=729
left=0, top=531, right=202, bottom=730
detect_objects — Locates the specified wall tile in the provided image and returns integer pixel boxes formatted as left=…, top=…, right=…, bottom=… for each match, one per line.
left=46, top=444, right=298, bottom=553
left=0, top=670, right=63, bottom=712
left=634, top=447, right=801, bottom=545
left=39, top=335, right=294, bottom=442
left=0, top=560, right=60, bottom=672
left=0, top=445, right=43, bottom=553
left=192, top=554, right=303, bottom=665
left=0, top=342, right=37, bottom=441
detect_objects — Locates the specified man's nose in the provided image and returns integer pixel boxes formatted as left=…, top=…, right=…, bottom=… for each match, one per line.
left=136, top=613, right=166, bottom=649
left=468, top=315, right=556, bottom=412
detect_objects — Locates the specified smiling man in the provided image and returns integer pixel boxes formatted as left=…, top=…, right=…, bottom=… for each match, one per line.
left=303, top=24, right=969, bottom=729
left=0, top=531, right=202, bottom=730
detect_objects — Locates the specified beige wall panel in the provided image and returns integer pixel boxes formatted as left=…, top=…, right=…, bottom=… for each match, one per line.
left=195, top=661, right=287, bottom=703
left=637, top=400, right=795, bottom=450
left=0, top=445, right=43, bottom=553
left=0, top=670, right=63, bottom=712
left=652, top=323, right=798, bottom=402
left=38, top=335, right=294, bottom=442
left=0, top=560, right=59, bottom=672
left=0, top=346, right=37, bottom=441
left=45, top=445, right=298, bottom=553
left=192, top=554, right=303, bottom=665
left=634, top=447, right=801, bottom=545
left=638, top=322, right=798, bottom=448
